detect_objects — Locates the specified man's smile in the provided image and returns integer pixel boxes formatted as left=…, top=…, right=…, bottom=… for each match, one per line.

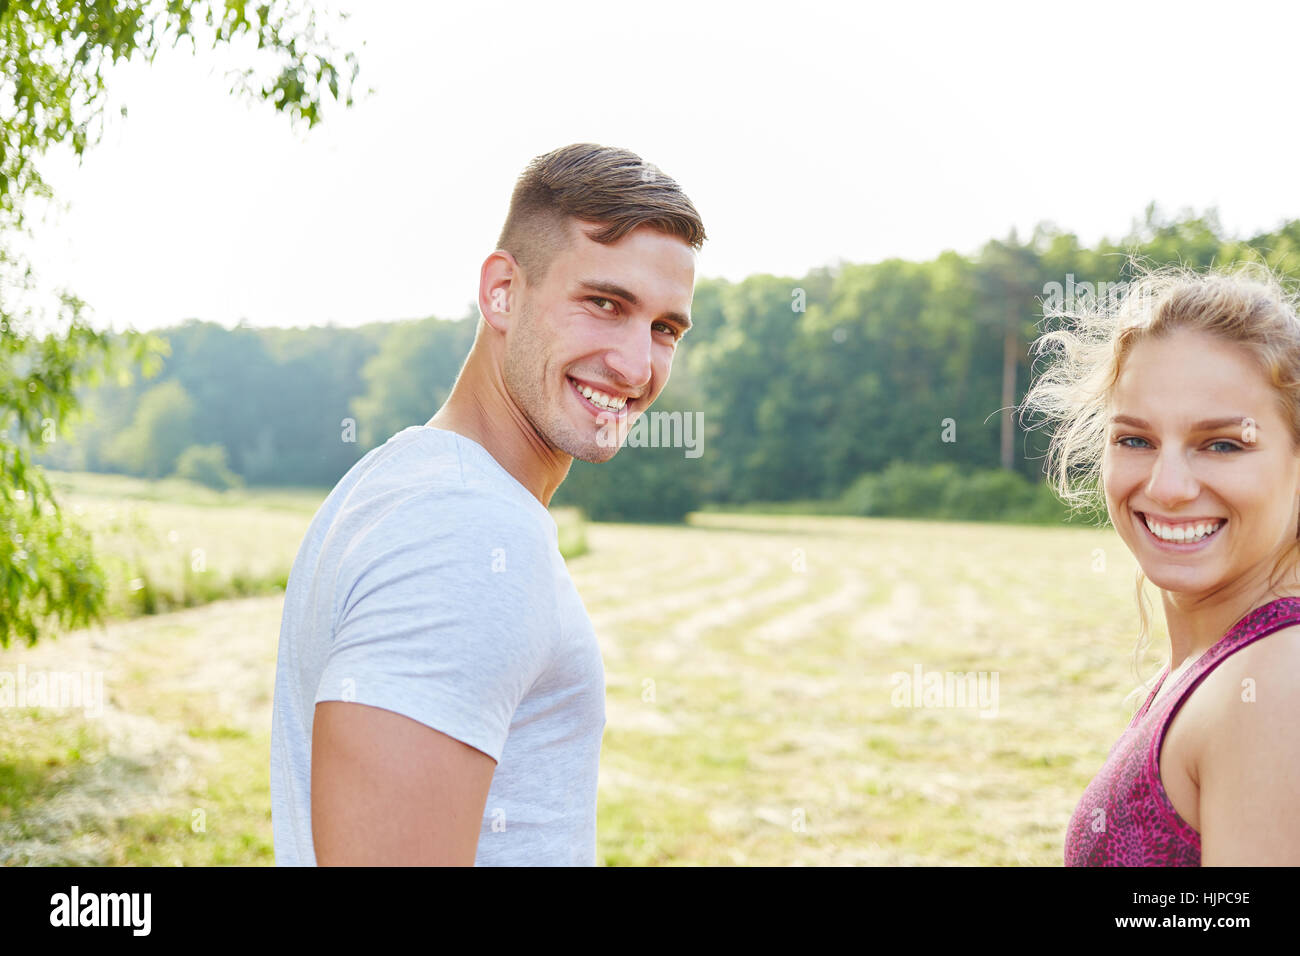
left=567, top=374, right=632, bottom=418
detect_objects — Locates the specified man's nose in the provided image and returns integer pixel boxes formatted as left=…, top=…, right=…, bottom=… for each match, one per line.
left=605, top=322, right=653, bottom=392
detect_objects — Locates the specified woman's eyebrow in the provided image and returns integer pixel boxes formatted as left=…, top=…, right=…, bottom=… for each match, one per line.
left=1109, top=414, right=1257, bottom=431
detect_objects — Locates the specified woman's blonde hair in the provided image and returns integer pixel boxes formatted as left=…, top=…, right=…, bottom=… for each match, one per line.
left=1021, top=259, right=1300, bottom=696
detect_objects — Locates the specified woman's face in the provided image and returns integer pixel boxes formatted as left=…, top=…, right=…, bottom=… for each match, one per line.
left=1102, top=327, right=1300, bottom=599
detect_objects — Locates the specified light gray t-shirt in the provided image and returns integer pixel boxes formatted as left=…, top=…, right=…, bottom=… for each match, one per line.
left=270, top=425, right=606, bottom=866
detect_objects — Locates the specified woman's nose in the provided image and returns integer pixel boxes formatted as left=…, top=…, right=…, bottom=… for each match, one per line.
left=1145, top=447, right=1200, bottom=507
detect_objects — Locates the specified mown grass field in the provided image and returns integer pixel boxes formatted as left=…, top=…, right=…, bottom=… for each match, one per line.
left=0, top=474, right=1166, bottom=865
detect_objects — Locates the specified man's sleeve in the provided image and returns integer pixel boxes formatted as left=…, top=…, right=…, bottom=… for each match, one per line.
left=313, top=489, right=556, bottom=763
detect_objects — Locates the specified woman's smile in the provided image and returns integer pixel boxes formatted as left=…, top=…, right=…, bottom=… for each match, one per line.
left=1133, top=509, right=1227, bottom=551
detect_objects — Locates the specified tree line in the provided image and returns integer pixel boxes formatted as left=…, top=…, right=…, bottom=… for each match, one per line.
left=33, top=206, right=1300, bottom=522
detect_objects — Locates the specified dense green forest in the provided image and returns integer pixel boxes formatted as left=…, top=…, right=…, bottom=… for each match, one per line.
left=35, top=207, right=1300, bottom=522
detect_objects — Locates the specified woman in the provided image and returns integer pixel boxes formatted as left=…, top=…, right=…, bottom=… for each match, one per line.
left=1022, top=263, right=1300, bottom=865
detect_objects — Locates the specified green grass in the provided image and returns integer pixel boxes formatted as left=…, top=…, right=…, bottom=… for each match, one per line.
left=45, top=470, right=328, bottom=513
left=3, top=475, right=1166, bottom=866
left=0, top=470, right=592, bottom=865
left=576, top=514, right=1164, bottom=865
left=38, top=470, right=589, bottom=621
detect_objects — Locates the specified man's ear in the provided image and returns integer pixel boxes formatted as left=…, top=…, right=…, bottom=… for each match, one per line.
left=479, top=251, right=520, bottom=334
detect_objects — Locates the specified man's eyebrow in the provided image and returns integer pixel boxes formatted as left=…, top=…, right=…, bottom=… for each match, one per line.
left=578, top=279, right=692, bottom=331
left=1110, top=414, right=1259, bottom=432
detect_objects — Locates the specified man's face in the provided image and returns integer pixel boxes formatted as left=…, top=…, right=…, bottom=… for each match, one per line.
left=501, top=219, right=696, bottom=463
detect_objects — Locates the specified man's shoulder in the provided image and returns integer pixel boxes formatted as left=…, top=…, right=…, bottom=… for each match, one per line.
left=315, top=428, right=556, bottom=588
left=338, top=428, right=553, bottom=538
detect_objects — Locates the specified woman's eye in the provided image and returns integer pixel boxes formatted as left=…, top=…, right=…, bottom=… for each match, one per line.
left=1115, top=435, right=1242, bottom=452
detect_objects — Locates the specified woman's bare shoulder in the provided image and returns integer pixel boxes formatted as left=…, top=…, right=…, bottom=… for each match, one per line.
left=1189, top=623, right=1300, bottom=750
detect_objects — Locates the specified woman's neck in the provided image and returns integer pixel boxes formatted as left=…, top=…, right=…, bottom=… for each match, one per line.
left=1159, top=556, right=1300, bottom=669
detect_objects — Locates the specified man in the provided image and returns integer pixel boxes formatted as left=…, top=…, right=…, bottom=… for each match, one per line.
left=269, top=143, right=706, bottom=865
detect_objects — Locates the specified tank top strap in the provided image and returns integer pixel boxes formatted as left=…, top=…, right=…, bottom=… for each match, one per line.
left=1147, top=597, right=1300, bottom=718
left=1142, top=596, right=1300, bottom=846
left=1133, top=671, right=1168, bottom=724
left=1180, top=596, right=1300, bottom=692
left=1065, top=596, right=1300, bottom=866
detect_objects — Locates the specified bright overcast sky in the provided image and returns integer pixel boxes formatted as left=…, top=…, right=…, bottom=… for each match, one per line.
left=18, top=0, right=1300, bottom=332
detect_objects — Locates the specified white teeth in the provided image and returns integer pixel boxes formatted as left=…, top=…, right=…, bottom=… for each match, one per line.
left=571, top=378, right=627, bottom=410
left=1143, top=515, right=1223, bottom=543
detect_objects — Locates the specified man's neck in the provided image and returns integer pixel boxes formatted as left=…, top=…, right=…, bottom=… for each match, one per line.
left=426, top=349, right=571, bottom=507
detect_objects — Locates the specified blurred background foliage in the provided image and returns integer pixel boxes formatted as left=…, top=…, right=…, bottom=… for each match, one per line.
left=1, top=0, right=357, bottom=646
left=30, top=206, right=1300, bottom=525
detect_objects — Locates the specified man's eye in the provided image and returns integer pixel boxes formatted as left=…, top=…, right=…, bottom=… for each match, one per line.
left=590, top=297, right=616, bottom=312
left=654, top=321, right=680, bottom=339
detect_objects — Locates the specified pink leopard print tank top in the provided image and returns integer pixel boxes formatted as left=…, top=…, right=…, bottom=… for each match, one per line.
left=1064, top=596, right=1300, bottom=866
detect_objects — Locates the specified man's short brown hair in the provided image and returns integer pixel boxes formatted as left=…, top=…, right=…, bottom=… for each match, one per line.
left=496, top=143, right=707, bottom=286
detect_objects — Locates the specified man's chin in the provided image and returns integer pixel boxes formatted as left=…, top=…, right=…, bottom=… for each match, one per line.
left=569, top=441, right=622, bottom=464
left=540, top=422, right=623, bottom=464
left=549, top=415, right=631, bottom=463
